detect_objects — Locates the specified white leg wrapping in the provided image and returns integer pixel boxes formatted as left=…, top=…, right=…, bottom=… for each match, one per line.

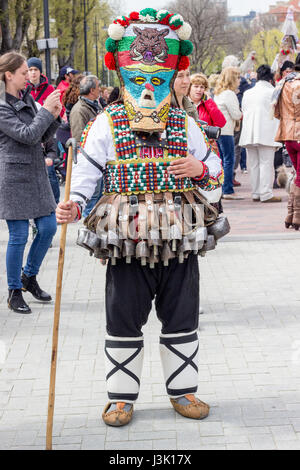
left=159, top=330, right=199, bottom=398
left=105, top=335, right=144, bottom=404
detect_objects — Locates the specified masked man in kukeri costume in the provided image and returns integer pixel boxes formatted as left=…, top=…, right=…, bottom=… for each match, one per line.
left=271, top=7, right=299, bottom=76
left=56, top=8, right=226, bottom=427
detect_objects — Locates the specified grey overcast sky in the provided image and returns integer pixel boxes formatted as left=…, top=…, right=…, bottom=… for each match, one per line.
left=120, top=0, right=277, bottom=16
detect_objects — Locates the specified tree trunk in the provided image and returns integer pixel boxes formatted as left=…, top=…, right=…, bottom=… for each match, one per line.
left=0, top=0, right=13, bottom=53
left=0, top=0, right=33, bottom=53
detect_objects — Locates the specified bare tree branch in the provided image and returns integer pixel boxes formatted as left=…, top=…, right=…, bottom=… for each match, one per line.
left=167, top=0, right=230, bottom=73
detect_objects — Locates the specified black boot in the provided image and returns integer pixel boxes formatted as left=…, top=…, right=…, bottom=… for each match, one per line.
left=21, top=272, right=52, bottom=301
left=7, top=289, right=31, bottom=314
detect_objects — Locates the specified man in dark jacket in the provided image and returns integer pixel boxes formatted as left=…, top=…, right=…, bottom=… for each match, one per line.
left=26, top=57, right=55, bottom=105
left=69, top=75, right=102, bottom=142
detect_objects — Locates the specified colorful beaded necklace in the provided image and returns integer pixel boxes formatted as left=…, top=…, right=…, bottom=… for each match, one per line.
left=103, top=102, right=195, bottom=195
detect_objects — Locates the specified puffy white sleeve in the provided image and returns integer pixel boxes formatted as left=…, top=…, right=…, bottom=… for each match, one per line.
left=70, top=112, right=115, bottom=210
left=187, top=116, right=223, bottom=187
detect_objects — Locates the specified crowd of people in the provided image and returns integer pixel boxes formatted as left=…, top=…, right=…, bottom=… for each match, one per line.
left=1, top=3, right=300, bottom=431
left=1, top=48, right=300, bottom=314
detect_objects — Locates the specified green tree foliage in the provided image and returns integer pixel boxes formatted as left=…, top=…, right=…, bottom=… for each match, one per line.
left=243, top=29, right=283, bottom=68
left=50, top=0, right=113, bottom=77
left=0, top=0, right=115, bottom=82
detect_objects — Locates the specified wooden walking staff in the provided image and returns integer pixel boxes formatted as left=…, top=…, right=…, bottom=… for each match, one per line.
left=46, top=138, right=77, bottom=450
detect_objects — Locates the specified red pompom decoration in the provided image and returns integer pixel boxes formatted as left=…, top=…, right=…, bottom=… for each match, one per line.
left=169, top=24, right=182, bottom=30
left=114, top=18, right=127, bottom=27
left=129, top=11, right=140, bottom=20
left=159, top=13, right=172, bottom=25
left=113, top=16, right=130, bottom=27
left=178, top=56, right=190, bottom=71
left=105, top=52, right=116, bottom=70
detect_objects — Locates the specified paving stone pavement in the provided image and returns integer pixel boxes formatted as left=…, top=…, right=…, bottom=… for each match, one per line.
left=1, top=180, right=300, bottom=450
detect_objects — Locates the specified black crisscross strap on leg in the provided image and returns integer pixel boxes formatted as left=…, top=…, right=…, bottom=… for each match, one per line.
left=105, top=337, right=144, bottom=403
left=159, top=331, right=199, bottom=397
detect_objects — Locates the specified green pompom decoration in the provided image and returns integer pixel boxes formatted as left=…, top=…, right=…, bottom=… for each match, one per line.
left=139, top=8, right=157, bottom=20
left=105, top=37, right=117, bottom=53
left=180, top=40, right=193, bottom=56
left=157, top=10, right=170, bottom=21
left=169, top=14, right=184, bottom=28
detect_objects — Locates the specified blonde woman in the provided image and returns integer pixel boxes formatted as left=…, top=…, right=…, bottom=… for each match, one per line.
left=208, top=73, right=219, bottom=99
left=214, top=67, right=243, bottom=199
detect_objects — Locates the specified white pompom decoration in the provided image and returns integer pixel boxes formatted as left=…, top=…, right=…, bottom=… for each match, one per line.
left=177, top=22, right=192, bottom=40
left=157, top=9, right=169, bottom=20
left=139, top=14, right=157, bottom=22
left=169, top=14, right=184, bottom=24
left=108, top=23, right=125, bottom=41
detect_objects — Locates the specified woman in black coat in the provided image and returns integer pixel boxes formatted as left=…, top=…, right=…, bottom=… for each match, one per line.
left=0, top=52, right=62, bottom=314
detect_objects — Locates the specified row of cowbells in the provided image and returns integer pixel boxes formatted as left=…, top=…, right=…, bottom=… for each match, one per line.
left=76, top=216, right=230, bottom=267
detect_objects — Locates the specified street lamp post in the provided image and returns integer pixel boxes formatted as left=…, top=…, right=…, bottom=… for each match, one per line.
left=43, top=0, right=51, bottom=81
left=102, top=23, right=107, bottom=85
left=93, top=17, right=99, bottom=78
left=102, top=53, right=105, bottom=85
left=81, top=0, right=89, bottom=73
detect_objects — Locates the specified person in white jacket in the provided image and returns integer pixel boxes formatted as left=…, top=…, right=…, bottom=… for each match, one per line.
left=214, top=67, right=243, bottom=199
left=239, top=65, right=281, bottom=203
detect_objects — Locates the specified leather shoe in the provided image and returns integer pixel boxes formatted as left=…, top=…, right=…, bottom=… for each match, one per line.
left=222, top=194, right=244, bottom=200
left=233, top=179, right=241, bottom=187
left=7, top=289, right=31, bottom=314
left=102, top=402, right=133, bottom=427
left=261, top=196, right=282, bottom=203
left=170, top=394, right=209, bottom=419
left=21, top=272, right=52, bottom=301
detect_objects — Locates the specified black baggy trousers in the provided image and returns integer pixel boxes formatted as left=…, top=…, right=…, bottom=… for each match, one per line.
left=105, top=254, right=200, bottom=338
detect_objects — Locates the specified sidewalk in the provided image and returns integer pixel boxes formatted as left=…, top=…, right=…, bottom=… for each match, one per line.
left=1, top=173, right=300, bottom=450
left=222, top=169, right=298, bottom=240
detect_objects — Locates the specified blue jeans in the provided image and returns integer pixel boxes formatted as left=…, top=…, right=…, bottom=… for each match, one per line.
left=47, top=164, right=60, bottom=204
left=82, top=178, right=103, bottom=218
left=6, top=212, right=57, bottom=290
left=240, top=148, right=247, bottom=170
left=218, top=135, right=235, bottom=195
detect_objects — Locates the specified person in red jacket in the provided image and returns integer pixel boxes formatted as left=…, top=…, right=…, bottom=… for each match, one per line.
left=189, top=73, right=226, bottom=128
left=189, top=72, right=226, bottom=156
left=26, top=57, right=55, bottom=105
left=56, top=66, right=80, bottom=118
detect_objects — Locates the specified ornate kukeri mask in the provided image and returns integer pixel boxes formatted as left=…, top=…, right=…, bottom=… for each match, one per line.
left=104, top=9, right=193, bottom=133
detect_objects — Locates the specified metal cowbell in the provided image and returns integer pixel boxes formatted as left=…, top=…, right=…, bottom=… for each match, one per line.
left=76, top=228, right=100, bottom=255
left=195, top=226, right=208, bottom=251
left=205, top=234, right=216, bottom=251
left=169, top=223, right=182, bottom=252
left=161, top=242, right=175, bottom=267
left=136, top=240, right=150, bottom=266
left=207, top=216, right=230, bottom=241
left=122, top=239, right=136, bottom=264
